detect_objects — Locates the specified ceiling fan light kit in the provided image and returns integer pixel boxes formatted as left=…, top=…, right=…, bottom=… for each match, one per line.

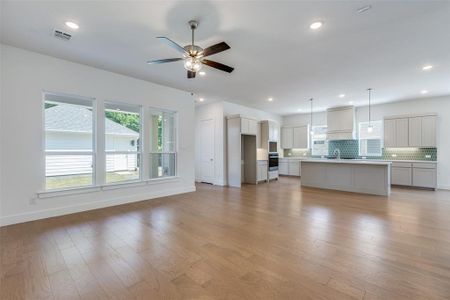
left=147, top=20, right=234, bottom=78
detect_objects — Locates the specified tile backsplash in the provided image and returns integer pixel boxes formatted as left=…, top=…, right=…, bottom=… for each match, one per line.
left=284, top=140, right=437, bottom=161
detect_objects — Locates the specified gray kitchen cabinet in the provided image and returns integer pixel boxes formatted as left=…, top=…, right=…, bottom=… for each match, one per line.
left=408, top=117, right=422, bottom=147
left=421, top=116, right=437, bottom=147
left=391, top=166, right=412, bottom=186
left=412, top=163, right=437, bottom=189
left=281, top=127, right=293, bottom=149
left=384, top=114, right=437, bottom=148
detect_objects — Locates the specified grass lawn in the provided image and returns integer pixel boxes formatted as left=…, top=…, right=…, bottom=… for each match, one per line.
left=46, top=171, right=139, bottom=190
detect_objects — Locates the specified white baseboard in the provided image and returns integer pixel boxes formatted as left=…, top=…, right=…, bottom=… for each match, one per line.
left=437, top=185, right=450, bottom=190
left=0, top=185, right=196, bottom=227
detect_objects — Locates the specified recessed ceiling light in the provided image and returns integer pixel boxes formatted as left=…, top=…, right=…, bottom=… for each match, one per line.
left=310, top=21, right=323, bottom=30
left=339, top=94, right=345, bottom=98
left=422, top=65, right=433, bottom=71
left=199, top=71, right=206, bottom=76
left=348, top=101, right=354, bottom=105
left=199, top=98, right=204, bottom=102
left=268, top=97, right=273, bottom=102
left=65, top=21, right=79, bottom=30
left=421, top=90, right=428, bottom=94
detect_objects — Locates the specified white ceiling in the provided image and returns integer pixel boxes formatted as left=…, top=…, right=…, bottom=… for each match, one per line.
left=1, top=1, right=450, bottom=115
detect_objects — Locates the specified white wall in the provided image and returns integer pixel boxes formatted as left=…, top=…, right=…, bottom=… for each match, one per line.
left=282, top=96, right=450, bottom=189
left=0, top=44, right=196, bottom=226
left=195, top=101, right=281, bottom=186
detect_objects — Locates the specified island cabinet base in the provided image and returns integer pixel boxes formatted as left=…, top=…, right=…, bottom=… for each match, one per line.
left=301, top=161, right=391, bottom=196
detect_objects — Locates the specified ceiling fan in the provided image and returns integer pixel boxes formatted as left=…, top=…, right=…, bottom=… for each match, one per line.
left=147, top=20, right=234, bottom=78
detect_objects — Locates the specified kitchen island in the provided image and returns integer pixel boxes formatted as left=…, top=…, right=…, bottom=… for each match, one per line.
left=301, top=159, right=391, bottom=196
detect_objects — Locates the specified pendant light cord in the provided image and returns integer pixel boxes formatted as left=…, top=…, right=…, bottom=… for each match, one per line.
left=310, top=98, right=313, bottom=129
left=367, top=88, right=372, bottom=126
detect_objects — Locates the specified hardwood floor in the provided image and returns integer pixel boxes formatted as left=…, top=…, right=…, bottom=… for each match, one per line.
left=1, top=177, right=450, bottom=299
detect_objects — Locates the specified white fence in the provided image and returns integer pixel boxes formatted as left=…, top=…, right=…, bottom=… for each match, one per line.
left=46, top=154, right=137, bottom=176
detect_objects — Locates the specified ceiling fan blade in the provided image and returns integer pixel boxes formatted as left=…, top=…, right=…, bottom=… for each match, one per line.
left=146, top=58, right=183, bottom=64
left=202, top=42, right=230, bottom=57
left=157, top=37, right=187, bottom=54
left=187, top=70, right=196, bottom=78
left=202, top=59, right=234, bottom=73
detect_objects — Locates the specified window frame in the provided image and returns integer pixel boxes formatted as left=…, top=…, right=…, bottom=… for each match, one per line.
left=42, top=91, right=97, bottom=191
left=358, top=120, right=383, bottom=157
left=104, top=101, right=143, bottom=185
left=148, top=107, right=178, bottom=179
left=311, top=125, right=329, bottom=157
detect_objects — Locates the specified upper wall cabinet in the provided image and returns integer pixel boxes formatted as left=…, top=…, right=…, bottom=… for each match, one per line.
left=240, top=117, right=258, bottom=136
left=259, top=120, right=280, bottom=150
left=326, top=106, right=355, bottom=140
left=281, top=126, right=308, bottom=149
left=384, top=114, right=437, bottom=148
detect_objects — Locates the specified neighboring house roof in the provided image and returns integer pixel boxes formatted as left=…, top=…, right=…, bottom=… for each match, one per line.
left=45, top=104, right=139, bottom=136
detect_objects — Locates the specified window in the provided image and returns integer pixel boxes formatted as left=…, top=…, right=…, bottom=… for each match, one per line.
left=149, top=109, right=176, bottom=178
left=44, top=93, right=95, bottom=190
left=311, top=126, right=328, bottom=156
left=105, top=102, right=142, bottom=183
left=359, top=120, right=383, bottom=157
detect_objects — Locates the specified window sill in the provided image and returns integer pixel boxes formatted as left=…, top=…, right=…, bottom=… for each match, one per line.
left=37, top=176, right=180, bottom=199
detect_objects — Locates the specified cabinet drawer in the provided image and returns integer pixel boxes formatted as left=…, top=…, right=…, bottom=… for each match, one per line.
left=412, top=163, right=436, bottom=169
left=392, top=162, right=412, bottom=168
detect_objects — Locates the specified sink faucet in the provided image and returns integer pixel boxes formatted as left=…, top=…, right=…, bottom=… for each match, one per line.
left=333, top=148, right=341, bottom=159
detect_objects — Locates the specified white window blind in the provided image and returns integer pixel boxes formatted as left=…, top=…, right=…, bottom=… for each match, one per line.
left=359, top=120, right=382, bottom=156
left=311, top=125, right=328, bottom=156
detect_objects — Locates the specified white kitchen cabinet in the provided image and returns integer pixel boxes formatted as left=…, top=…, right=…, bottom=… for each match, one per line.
left=279, top=159, right=301, bottom=176
left=293, top=126, right=308, bottom=149
left=396, top=118, right=409, bottom=147
left=257, top=161, right=268, bottom=182
left=384, top=119, right=396, bottom=147
left=408, top=117, right=422, bottom=147
left=288, top=160, right=300, bottom=176
left=384, top=114, right=437, bottom=148
left=281, top=127, right=293, bottom=149
left=389, top=161, right=436, bottom=189
left=412, top=163, right=436, bottom=189
left=281, top=126, right=308, bottom=149
left=249, top=119, right=258, bottom=136
left=241, top=118, right=257, bottom=135
left=269, top=121, right=279, bottom=142
left=421, top=116, right=437, bottom=147
left=391, top=166, right=412, bottom=186
left=279, top=160, right=288, bottom=175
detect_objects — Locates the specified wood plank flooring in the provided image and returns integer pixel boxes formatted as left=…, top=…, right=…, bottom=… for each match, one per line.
left=1, top=177, right=450, bottom=299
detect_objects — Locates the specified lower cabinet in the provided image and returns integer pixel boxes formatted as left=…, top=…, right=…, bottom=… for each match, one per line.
left=257, top=161, right=268, bottom=182
left=392, top=166, right=412, bottom=186
left=391, top=162, right=436, bottom=189
left=279, top=159, right=301, bottom=176
left=279, top=161, right=288, bottom=175
left=412, top=166, right=437, bottom=188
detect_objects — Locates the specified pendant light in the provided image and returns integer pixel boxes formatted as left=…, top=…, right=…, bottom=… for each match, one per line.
left=367, top=88, right=373, bottom=133
left=310, top=98, right=314, bottom=135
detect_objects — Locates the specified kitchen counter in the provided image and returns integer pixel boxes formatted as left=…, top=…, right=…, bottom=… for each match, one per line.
left=302, top=158, right=391, bottom=166
left=301, top=159, right=391, bottom=196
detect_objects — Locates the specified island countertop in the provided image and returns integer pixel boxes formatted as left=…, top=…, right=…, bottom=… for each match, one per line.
left=301, top=159, right=392, bottom=166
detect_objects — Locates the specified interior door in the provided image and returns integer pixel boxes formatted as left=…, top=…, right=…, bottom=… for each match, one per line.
left=200, top=119, right=215, bottom=184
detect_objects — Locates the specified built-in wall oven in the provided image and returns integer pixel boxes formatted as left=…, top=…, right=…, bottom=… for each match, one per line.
left=268, top=152, right=279, bottom=171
